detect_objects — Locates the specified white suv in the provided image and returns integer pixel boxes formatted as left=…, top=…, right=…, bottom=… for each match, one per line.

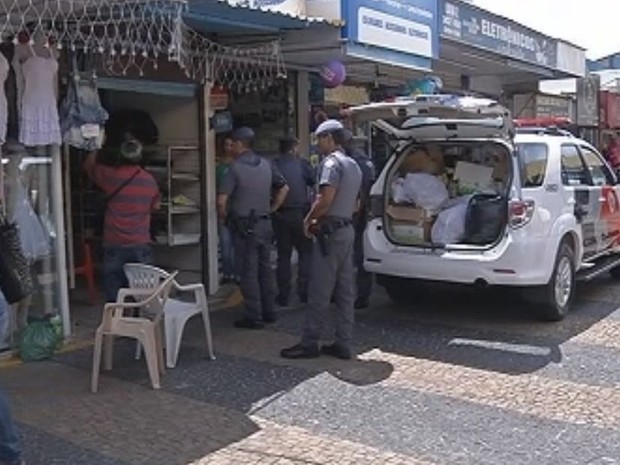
left=345, top=95, right=620, bottom=321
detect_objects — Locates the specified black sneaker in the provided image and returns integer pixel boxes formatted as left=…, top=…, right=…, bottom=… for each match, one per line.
left=280, top=343, right=320, bottom=359
left=234, top=318, right=264, bottom=330
left=263, top=313, right=277, bottom=324
left=275, top=295, right=289, bottom=307
left=320, top=343, right=353, bottom=360
left=355, top=298, right=369, bottom=309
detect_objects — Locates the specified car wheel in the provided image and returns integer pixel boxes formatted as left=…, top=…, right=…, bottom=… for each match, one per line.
left=383, top=278, right=412, bottom=305
left=538, top=243, right=575, bottom=321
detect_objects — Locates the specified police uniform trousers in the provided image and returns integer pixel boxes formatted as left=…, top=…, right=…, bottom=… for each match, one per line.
left=354, top=214, right=373, bottom=302
left=274, top=208, right=312, bottom=301
left=301, top=225, right=356, bottom=348
left=234, top=219, right=276, bottom=322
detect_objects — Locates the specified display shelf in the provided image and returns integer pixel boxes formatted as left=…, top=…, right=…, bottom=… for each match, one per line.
left=171, top=173, right=200, bottom=181
left=155, top=233, right=201, bottom=246
left=155, top=145, right=202, bottom=248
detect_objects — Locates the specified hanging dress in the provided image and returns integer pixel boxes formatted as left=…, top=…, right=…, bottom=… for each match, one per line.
left=18, top=46, right=61, bottom=147
left=0, top=52, right=9, bottom=144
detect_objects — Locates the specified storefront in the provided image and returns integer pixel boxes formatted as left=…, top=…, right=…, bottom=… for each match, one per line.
left=0, top=0, right=329, bottom=352
left=437, top=0, right=585, bottom=97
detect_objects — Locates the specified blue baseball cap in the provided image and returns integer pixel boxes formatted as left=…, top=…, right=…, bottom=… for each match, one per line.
left=315, top=119, right=343, bottom=136
left=231, top=126, right=255, bottom=141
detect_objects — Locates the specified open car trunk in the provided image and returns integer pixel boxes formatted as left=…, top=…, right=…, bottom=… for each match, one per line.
left=343, top=95, right=517, bottom=250
left=384, top=141, right=512, bottom=248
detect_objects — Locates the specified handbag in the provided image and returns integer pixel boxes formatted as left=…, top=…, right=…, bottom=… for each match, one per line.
left=94, top=168, right=141, bottom=237
left=0, top=211, right=34, bottom=304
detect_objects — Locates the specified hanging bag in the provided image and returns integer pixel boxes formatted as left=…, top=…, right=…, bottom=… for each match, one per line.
left=0, top=211, right=34, bottom=304
left=59, top=53, right=108, bottom=151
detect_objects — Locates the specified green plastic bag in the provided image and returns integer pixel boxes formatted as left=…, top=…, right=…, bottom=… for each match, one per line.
left=19, top=320, right=59, bottom=362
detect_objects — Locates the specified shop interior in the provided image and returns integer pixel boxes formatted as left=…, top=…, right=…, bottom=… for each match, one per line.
left=66, top=83, right=205, bottom=310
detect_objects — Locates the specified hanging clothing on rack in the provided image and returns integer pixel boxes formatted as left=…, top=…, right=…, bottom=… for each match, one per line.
left=59, top=55, right=109, bottom=151
left=16, top=45, right=61, bottom=147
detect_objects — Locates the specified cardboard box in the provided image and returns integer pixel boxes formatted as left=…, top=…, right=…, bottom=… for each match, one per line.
left=387, top=205, right=429, bottom=222
left=387, top=205, right=434, bottom=243
left=455, top=161, right=493, bottom=191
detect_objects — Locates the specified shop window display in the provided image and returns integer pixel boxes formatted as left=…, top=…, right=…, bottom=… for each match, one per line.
left=1, top=142, right=62, bottom=351
left=0, top=33, right=64, bottom=351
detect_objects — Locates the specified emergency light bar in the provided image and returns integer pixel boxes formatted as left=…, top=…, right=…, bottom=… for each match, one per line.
left=513, top=117, right=572, bottom=127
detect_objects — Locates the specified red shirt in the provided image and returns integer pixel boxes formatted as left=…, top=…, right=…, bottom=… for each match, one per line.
left=89, top=164, right=160, bottom=246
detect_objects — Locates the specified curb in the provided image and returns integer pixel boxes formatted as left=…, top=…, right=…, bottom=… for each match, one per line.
left=0, top=291, right=244, bottom=370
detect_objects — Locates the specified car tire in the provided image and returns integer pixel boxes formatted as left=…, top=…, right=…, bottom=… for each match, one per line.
left=537, top=243, right=576, bottom=321
left=383, top=278, right=412, bottom=305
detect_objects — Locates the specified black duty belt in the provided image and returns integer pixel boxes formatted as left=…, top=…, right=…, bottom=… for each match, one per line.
left=321, top=218, right=352, bottom=230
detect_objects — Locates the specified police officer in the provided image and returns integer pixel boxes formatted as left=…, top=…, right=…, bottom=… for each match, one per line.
left=272, top=136, right=315, bottom=306
left=343, top=130, right=376, bottom=309
left=281, top=120, right=362, bottom=360
left=217, top=127, right=289, bottom=329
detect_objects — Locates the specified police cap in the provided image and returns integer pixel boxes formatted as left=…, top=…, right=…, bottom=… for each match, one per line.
left=231, top=126, right=255, bottom=142
left=315, top=119, right=343, bottom=137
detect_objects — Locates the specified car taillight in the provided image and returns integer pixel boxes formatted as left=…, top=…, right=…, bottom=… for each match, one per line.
left=369, top=194, right=385, bottom=220
left=509, top=199, right=535, bottom=229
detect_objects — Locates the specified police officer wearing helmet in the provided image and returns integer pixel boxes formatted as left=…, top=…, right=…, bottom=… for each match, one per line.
left=281, top=120, right=362, bottom=360
left=217, top=127, right=289, bottom=329
left=342, top=129, right=376, bottom=309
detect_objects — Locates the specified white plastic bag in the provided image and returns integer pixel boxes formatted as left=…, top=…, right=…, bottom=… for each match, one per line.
left=431, top=196, right=471, bottom=245
left=9, top=179, right=51, bottom=261
left=391, top=177, right=408, bottom=203
left=397, top=173, right=449, bottom=212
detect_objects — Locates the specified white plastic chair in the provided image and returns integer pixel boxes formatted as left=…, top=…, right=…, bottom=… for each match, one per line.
left=91, top=272, right=177, bottom=393
left=124, top=263, right=215, bottom=368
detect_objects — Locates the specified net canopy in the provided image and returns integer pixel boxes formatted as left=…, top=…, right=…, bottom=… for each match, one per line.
left=0, top=0, right=287, bottom=89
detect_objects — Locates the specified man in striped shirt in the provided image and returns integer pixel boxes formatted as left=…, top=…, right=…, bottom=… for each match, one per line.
left=84, top=136, right=160, bottom=302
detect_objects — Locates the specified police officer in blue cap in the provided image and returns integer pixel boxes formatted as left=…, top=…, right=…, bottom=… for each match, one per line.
left=281, top=120, right=362, bottom=360
left=217, top=127, right=289, bottom=329
left=343, top=129, right=376, bottom=309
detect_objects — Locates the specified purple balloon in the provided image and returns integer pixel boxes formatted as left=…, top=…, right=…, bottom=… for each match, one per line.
left=320, top=60, right=346, bottom=88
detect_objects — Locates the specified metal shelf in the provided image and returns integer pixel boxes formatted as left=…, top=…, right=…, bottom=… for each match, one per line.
left=155, top=233, right=201, bottom=246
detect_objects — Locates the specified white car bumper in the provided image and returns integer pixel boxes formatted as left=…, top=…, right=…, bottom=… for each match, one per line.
left=363, top=220, right=558, bottom=286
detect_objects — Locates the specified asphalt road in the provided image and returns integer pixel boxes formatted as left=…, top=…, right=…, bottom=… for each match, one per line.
left=2, top=275, right=620, bottom=465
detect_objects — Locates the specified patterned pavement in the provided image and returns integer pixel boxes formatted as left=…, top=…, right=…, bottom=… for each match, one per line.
left=3, top=278, right=620, bottom=465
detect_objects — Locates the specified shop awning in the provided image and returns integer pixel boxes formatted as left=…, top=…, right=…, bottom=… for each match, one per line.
left=185, top=0, right=341, bottom=35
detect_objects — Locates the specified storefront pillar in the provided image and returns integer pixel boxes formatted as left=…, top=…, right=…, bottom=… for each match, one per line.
left=51, top=144, right=71, bottom=337
left=201, top=84, right=219, bottom=295
left=296, top=71, right=310, bottom=158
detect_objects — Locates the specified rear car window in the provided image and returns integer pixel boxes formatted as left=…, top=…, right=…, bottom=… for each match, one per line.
left=517, top=143, right=548, bottom=187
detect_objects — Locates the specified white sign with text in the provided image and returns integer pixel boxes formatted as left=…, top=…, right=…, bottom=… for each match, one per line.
left=357, top=6, right=433, bottom=58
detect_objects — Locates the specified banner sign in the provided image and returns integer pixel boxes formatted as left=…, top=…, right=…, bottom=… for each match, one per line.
left=576, top=75, right=600, bottom=127
left=345, top=0, right=439, bottom=59
left=442, top=1, right=557, bottom=69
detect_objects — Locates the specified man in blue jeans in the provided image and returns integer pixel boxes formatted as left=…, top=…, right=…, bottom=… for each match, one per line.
left=84, top=136, right=161, bottom=301
left=0, top=390, right=24, bottom=465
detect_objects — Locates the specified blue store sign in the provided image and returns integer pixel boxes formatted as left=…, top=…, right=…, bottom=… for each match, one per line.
left=344, top=0, right=439, bottom=69
left=441, top=0, right=557, bottom=69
